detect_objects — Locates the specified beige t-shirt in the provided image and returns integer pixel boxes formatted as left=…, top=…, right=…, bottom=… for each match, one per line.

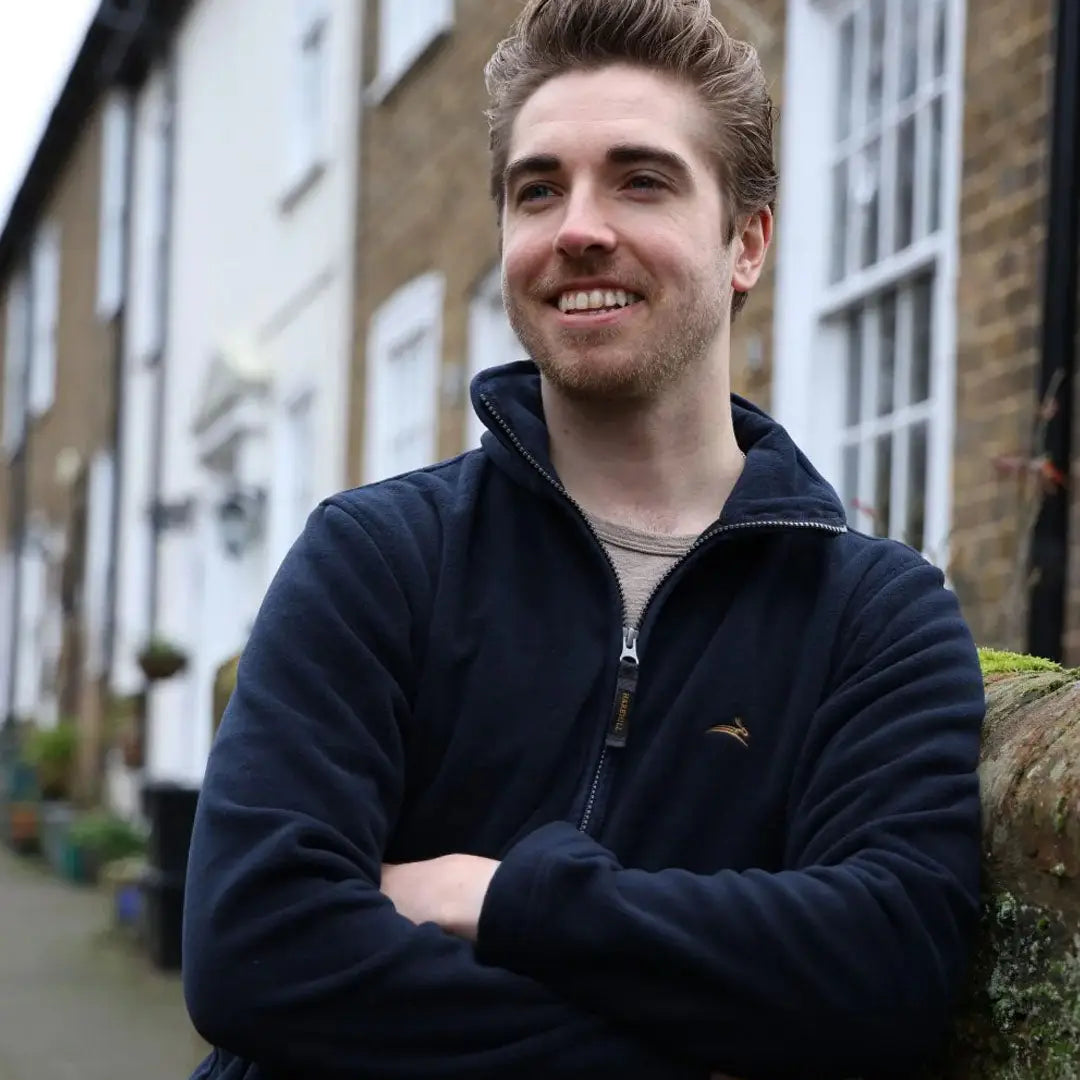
left=587, top=514, right=698, bottom=627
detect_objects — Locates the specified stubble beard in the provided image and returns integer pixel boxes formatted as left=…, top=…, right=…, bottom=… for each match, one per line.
left=504, top=274, right=730, bottom=405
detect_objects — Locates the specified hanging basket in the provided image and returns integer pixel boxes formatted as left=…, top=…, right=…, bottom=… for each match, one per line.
left=137, top=647, right=188, bottom=682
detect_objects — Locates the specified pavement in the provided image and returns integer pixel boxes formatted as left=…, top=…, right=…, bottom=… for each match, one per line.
left=0, top=845, right=210, bottom=1080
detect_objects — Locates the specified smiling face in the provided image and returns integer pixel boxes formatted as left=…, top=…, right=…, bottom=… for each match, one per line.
left=500, top=63, right=759, bottom=403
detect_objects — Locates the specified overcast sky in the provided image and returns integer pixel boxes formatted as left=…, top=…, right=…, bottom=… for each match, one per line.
left=0, top=0, right=99, bottom=230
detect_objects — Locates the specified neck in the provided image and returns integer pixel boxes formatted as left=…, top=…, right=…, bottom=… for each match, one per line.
left=542, top=354, right=744, bottom=537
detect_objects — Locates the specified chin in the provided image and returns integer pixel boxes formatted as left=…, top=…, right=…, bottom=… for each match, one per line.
left=537, top=348, right=669, bottom=402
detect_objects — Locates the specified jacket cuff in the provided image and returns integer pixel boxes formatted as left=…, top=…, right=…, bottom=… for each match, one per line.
left=477, top=820, right=602, bottom=969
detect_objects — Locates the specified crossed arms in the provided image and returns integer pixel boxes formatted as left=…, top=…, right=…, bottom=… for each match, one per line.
left=181, top=502, right=985, bottom=1079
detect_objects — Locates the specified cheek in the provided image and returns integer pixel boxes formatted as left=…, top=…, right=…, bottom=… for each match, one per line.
left=502, top=230, right=547, bottom=292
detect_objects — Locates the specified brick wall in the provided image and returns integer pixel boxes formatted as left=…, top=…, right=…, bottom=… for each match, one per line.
left=26, top=102, right=115, bottom=528
left=349, top=0, right=787, bottom=484
left=1, top=101, right=116, bottom=793
left=948, top=0, right=1054, bottom=651
left=349, top=0, right=520, bottom=482
left=714, top=0, right=785, bottom=410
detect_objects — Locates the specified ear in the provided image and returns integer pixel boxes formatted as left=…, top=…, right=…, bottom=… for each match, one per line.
left=731, top=207, right=773, bottom=294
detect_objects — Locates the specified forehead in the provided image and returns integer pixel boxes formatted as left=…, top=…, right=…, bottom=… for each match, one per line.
left=508, top=64, right=711, bottom=171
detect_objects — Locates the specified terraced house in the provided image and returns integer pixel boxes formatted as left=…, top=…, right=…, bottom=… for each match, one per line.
left=1, top=0, right=1078, bottom=816
left=350, top=0, right=1079, bottom=662
left=0, top=4, right=188, bottom=802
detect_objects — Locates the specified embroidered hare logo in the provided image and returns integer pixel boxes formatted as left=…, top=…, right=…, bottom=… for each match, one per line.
left=706, top=717, right=750, bottom=748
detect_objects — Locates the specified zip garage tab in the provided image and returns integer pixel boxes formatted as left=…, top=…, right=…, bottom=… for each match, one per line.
left=606, top=625, right=640, bottom=748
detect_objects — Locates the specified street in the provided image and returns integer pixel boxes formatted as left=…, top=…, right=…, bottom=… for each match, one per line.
left=0, top=846, right=209, bottom=1080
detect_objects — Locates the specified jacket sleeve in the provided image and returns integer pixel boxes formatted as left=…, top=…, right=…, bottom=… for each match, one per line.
left=475, top=549, right=985, bottom=1079
left=181, top=500, right=701, bottom=1080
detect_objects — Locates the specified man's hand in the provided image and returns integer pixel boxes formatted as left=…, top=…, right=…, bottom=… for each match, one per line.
left=381, top=855, right=500, bottom=942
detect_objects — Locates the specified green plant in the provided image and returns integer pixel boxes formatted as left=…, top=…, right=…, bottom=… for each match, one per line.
left=212, top=652, right=241, bottom=736
left=137, top=636, right=188, bottom=680
left=69, top=809, right=146, bottom=864
left=140, top=636, right=185, bottom=658
left=24, top=723, right=78, bottom=800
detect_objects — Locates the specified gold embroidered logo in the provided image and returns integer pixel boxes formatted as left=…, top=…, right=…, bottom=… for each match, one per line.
left=706, top=717, right=750, bottom=748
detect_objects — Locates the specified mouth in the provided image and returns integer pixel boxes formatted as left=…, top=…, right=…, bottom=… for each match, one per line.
left=551, top=287, right=644, bottom=316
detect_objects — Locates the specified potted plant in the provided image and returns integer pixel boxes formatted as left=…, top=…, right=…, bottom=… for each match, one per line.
left=25, top=722, right=77, bottom=802
left=137, top=637, right=188, bottom=681
left=25, top=722, right=78, bottom=875
left=2, top=718, right=41, bottom=854
left=68, top=808, right=147, bottom=885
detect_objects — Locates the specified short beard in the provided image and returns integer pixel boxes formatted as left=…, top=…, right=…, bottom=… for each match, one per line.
left=504, top=277, right=729, bottom=405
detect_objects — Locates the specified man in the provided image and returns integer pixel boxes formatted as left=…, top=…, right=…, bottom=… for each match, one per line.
left=182, top=1, right=985, bottom=1077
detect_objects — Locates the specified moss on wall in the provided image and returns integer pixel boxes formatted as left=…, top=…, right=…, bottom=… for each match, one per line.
left=932, top=894, right=1080, bottom=1078
left=927, top=657, right=1080, bottom=1077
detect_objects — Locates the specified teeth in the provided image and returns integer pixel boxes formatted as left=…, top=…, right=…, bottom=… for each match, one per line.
left=557, top=289, right=641, bottom=313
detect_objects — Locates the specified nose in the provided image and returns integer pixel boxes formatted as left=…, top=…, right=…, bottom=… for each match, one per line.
left=554, top=187, right=616, bottom=259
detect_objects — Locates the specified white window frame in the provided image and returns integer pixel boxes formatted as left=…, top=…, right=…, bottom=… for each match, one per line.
left=83, top=450, right=115, bottom=677
left=285, top=0, right=332, bottom=200
left=466, top=265, right=520, bottom=448
left=364, top=271, right=444, bottom=483
left=132, top=82, right=170, bottom=362
left=773, top=0, right=965, bottom=564
left=28, top=221, right=61, bottom=418
left=97, top=90, right=132, bottom=320
left=3, top=270, right=29, bottom=458
left=284, top=386, right=316, bottom=534
left=369, top=0, right=454, bottom=103
left=13, top=539, right=48, bottom=723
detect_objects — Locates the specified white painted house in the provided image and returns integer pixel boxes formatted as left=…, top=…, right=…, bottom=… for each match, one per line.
left=108, top=0, right=362, bottom=808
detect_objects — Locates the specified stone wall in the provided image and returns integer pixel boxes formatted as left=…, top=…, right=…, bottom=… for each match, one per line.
left=932, top=652, right=1080, bottom=1077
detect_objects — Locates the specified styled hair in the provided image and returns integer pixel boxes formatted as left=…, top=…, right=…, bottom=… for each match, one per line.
left=484, top=0, right=778, bottom=314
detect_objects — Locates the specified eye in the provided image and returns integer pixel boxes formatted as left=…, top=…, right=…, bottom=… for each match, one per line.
left=518, top=182, right=557, bottom=204
left=625, top=174, right=666, bottom=192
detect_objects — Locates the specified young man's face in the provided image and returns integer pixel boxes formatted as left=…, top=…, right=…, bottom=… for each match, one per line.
left=500, top=63, right=765, bottom=402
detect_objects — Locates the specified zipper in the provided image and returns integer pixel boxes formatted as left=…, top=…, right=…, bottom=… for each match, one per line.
left=479, top=393, right=847, bottom=834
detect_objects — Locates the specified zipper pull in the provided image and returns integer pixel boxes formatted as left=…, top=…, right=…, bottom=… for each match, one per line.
left=606, top=626, right=640, bottom=748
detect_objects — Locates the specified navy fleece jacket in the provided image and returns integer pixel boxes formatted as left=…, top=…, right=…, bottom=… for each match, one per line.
left=182, top=361, right=985, bottom=1080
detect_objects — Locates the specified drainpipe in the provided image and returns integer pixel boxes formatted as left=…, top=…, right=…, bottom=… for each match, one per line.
left=4, top=270, right=33, bottom=725
left=1027, top=0, right=1080, bottom=663
left=147, top=43, right=178, bottom=639
left=103, top=87, right=137, bottom=685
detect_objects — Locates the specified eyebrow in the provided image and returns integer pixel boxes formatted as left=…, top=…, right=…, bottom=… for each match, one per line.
left=502, top=143, right=693, bottom=197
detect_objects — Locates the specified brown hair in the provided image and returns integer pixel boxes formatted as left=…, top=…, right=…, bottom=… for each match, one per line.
left=484, top=0, right=777, bottom=314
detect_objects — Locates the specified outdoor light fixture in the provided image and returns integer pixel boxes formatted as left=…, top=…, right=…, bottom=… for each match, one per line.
left=215, top=484, right=267, bottom=558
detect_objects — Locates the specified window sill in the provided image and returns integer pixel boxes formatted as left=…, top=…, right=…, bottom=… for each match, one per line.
left=364, top=25, right=452, bottom=108
left=280, top=160, right=326, bottom=215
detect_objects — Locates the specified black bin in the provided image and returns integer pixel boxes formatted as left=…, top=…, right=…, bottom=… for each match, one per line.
left=140, top=780, right=200, bottom=971
left=140, top=867, right=185, bottom=970
left=141, top=780, right=200, bottom=879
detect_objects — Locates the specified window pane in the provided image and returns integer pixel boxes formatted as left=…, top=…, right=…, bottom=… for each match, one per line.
left=895, top=115, right=916, bottom=252
left=911, top=274, right=933, bottom=404
left=855, top=140, right=881, bottom=269
left=842, top=443, right=859, bottom=520
left=866, top=0, right=887, bottom=124
left=928, top=96, right=944, bottom=233
left=830, top=159, right=849, bottom=283
left=877, top=292, right=897, bottom=416
left=837, top=15, right=856, bottom=140
left=932, top=0, right=948, bottom=78
left=898, top=0, right=920, bottom=101
left=905, top=421, right=928, bottom=551
left=875, top=433, right=892, bottom=537
left=845, top=311, right=863, bottom=426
